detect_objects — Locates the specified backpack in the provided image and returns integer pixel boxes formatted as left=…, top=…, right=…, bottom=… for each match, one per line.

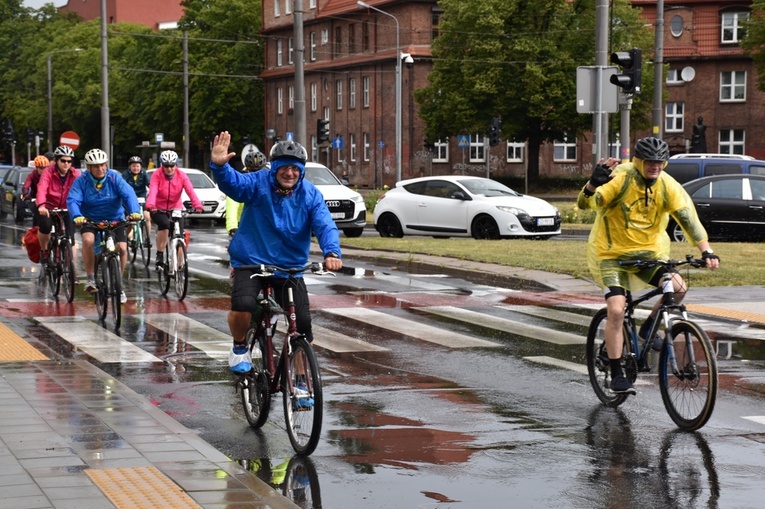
left=23, top=226, right=40, bottom=263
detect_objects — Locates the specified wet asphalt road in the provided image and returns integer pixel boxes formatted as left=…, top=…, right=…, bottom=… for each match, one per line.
left=2, top=219, right=765, bottom=508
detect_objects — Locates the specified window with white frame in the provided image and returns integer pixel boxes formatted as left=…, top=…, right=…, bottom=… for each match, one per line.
left=288, top=86, right=294, bottom=110
left=666, top=68, right=683, bottom=85
left=506, top=141, right=525, bottom=163
left=274, top=0, right=280, bottom=17
left=363, top=132, right=371, bottom=161
left=277, top=87, right=283, bottom=115
left=553, top=136, right=577, bottom=162
left=310, top=82, right=317, bottom=112
left=276, top=39, right=283, bottom=67
left=665, top=102, right=684, bottom=132
left=335, top=80, right=343, bottom=110
left=349, top=133, right=357, bottom=162
left=321, top=29, right=329, bottom=45
left=722, top=11, right=748, bottom=43
left=288, top=38, right=293, bottom=65
left=311, top=135, right=317, bottom=161
left=309, top=0, right=315, bottom=8
left=363, top=76, right=370, bottom=107
left=285, top=0, right=291, bottom=15
left=349, top=78, right=356, bottom=109
left=433, top=139, right=448, bottom=163
left=719, top=129, right=745, bottom=154
left=309, top=32, right=316, bottom=61
left=720, top=71, right=746, bottom=101
left=469, top=134, right=485, bottom=162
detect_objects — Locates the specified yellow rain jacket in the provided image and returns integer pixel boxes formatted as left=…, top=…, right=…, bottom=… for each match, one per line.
left=577, top=159, right=708, bottom=290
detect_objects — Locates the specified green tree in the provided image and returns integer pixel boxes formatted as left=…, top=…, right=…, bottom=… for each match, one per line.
left=415, top=0, right=652, bottom=189
left=742, top=2, right=765, bottom=91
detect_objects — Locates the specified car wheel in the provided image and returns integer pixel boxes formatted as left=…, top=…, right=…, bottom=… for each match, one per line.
left=13, top=199, right=24, bottom=223
left=471, top=215, right=500, bottom=240
left=668, top=220, right=686, bottom=242
left=343, top=227, right=364, bottom=238
left=376, top=213, right=404, bottom=238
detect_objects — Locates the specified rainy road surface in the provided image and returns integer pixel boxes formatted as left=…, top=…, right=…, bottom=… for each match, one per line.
left=2, top=220, right=765, bottom=508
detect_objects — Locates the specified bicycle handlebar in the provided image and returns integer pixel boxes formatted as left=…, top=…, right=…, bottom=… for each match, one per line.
left=619, top=255, right=706, bottom=269
left=83, top=219, right=133, bottom=230
left=241, top=262, right=336, bottom=277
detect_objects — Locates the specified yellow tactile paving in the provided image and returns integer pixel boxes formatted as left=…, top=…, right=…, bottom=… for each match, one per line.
left=686, top=304, right=765, bottom=325
left=0, top=321, right=48, bottom=361
left=86, top=466, right=202, bottom=509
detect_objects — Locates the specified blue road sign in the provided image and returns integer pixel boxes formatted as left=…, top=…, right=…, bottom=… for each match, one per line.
left=333, top=137, right=343, bottom=149
left=378, top=140, right=385, bottom=148
left=457, top=134, right=470, bottom=148
left=286, top=132, right=294, bottom=141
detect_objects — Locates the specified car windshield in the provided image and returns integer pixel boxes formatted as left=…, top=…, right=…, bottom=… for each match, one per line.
left=304, top=166, right=341, bottom=186
left=186, top=172, right=215, bottom=189
left=458, top=179, right=520, bottom=197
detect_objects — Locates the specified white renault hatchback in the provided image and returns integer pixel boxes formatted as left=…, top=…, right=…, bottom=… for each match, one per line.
left=373, top=175, right=561, bottom=239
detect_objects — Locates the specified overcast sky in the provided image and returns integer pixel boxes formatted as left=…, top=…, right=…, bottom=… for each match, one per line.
left=24, top=0, right=67, bottom=9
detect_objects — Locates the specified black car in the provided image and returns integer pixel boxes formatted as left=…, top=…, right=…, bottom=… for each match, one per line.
left=0, top=164, right=14, bottom=185
left=0, top=166, right=33, bottom=222
left=668, top=174, right=765, bottom=242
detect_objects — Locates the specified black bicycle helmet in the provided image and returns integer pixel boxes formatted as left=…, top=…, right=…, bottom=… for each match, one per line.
left=128, top=156, right=142, bottom=164
left=633, top=137, right=669, bottom=162
left=244, top=150, right=267, bottom=170
left=270, top=140, right=307, bottom=163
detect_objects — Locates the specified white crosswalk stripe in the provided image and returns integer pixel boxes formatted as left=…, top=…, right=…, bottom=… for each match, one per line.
left=144, top=313, right=231, bottom=360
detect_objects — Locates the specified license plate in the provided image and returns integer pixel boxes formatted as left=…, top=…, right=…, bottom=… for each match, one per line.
left=204, top=205, right=213, bottom=212
left=537, top=217, right=554, bottom=226
left=331, top=212, right=345, bottom=219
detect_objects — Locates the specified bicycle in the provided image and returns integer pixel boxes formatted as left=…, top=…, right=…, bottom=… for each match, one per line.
left=585, top=255, right=718, bottom=431
left=236, top=262, right=334, bottom=456
left=155, top=208, right=189, bottom=301
left=86, top=219, right=131, bottom=330
left=127, top=198, right=152, bottom=267
left=40, top=206, right=76, bottom=303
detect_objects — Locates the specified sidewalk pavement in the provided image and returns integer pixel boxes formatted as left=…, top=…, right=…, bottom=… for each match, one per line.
left=2, top=249, right=763, bottom=508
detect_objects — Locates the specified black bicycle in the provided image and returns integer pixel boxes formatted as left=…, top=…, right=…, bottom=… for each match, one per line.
left=128, top=198, right=151, bottom=267
left=236, top=262, right=334, bottom=456
left=155, top=208, right=189, bottom=300
left=585, top=256, right=718, bottom=431
left=87, top=219, right=130, bottom=329
left=41, top=206, right=75, bottom=303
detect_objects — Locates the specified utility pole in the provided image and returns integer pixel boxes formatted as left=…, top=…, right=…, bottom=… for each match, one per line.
left=652, top=0, right=665, bottom=139
left=183, top=30, right=190, bottom=164
left=100, top=0, right=110, bottom=159
left=593, top=0, right=609, bottom=164
left=294, top=0, right=306, bottom=146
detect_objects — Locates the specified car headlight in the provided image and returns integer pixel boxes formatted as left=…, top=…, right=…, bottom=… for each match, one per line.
left=496, top=206, right=529, bottom=217
left=219, top=194, right=226, bottom=201
left=352, top=195, right=364, bottom=204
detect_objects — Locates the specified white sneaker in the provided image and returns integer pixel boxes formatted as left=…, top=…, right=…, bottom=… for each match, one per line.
left=229, top=344, right=252, bottom=374
left=84, top=280, right=98, bottom=294
left=120, top=291, right=127, bottom=304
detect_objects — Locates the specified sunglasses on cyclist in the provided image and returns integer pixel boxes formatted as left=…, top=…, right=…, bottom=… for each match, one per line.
left=162, top=164, right=175, bottom=168
left=59, top=159, right=73, bottom=164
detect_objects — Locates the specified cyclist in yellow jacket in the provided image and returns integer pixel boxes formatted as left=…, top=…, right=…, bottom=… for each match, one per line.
left=577, top=137, right=719, bottom=394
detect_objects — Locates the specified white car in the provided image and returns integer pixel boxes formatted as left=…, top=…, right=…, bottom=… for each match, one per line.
left=373, top=175, right=561, bottom=239
left=303, top=162, right=367, bottom=237
left=148, top=168, right=227, bottom=221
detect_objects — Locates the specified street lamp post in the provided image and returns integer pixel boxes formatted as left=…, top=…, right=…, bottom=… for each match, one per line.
left=47, top=48, right=83, bottom=153
left=357, top=1, right=401, bottom=183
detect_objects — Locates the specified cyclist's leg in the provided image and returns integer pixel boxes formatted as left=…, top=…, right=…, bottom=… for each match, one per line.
left=80, top=226, right=98, bottom=292
left=603, top=287, right=635, bottom=395
left=272, top=277, right=313, bottom=341
left=151, top=211, right=171, bottom=266
left=639, top=268, right=687, bottom=341
left=229, top=267, right=265, bottom=373
left=113, top=224, right=129, bottom=274
left=36, top=213, right=53, bottom=262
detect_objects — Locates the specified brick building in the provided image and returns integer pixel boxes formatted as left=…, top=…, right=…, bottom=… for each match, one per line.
left=60, top=0, right=182, bottom=29
left=261, top=0, right=765, bottom=189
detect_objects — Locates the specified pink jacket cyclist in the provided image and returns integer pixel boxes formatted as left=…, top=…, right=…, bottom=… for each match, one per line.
left=146, top=166, right=204, bottom=211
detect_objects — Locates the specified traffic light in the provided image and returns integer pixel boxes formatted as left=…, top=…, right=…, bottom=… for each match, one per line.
left=489, top=117, right=501, bottom=147
left=610, top=48, right=642, bottom=94
left=26, top=126, right=35, bottom=144
left=316, top=119, right=330, bottom=145
left=2, top=119, right=16, bottom=144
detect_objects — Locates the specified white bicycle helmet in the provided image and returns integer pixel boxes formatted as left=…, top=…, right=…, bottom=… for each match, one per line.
left=53, top=145, right=75, bottom=159
left=270, top=140, right=307, bottom=163
left=244, top=150, right=267, bottom=170
left=84, top=148, right=108, bottom=165
left=160, top=150, right=179, bottom=165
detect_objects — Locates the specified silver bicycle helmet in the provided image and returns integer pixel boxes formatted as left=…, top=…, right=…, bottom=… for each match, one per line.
left=53, top=145, right=75, bottom=159
left=269, top=140, right=307, bottom=163
left=84, top=148, right=108, bottom=165
left=128, top=156, right=142, bottom=164
left=633, top=137, right=669, bottom=162
left=244, top=150, right=267, bottom=170
left=160, top=150, right=179, bottom=165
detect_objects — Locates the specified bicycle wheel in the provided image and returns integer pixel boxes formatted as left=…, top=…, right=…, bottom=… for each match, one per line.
left=108, top=255, right=123, bottom=329
left=128, top=224, right=139, bottom=264
left=50, top=241, right=61, bottom=297
left=241, top=327, right=271, bottom=428
left=157, top=251, right=170, bottom=296
left=139, top=221, right=151, bottom=267
left=659, top=320, right=718, bottom=431
left=95, top=257, right=108, bottom=321
left=586, top=308, right=632, bottom=407
left=60, top=240, right=75, bottom=303
left=173, top=241, right=188, bottom=301
left=283, top=455, right=321, bottom=508
left=283, top=336, right=323, bottom=456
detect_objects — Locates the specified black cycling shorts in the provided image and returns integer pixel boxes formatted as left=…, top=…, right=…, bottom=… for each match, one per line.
left=80, top=223, right=128, bottom=244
